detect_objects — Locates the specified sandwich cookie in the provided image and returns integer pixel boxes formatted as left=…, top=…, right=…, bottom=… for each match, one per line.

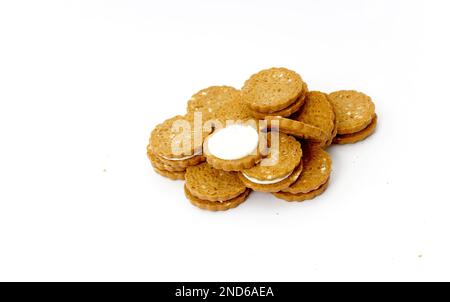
left=273, top=180, right=329, bottom=202
left=327, top=90, right=376, bottom=135
left=239, top=133, right=303, bottom=192
left=153, top=167, right=186, bottom=181
left=295, top=91, right=335, bottom=147
left=274, top=144, right=331, bottom=201
left=185, top=163, right=251, bottom=211
left=264, top=116, right=326, bottom=143
left=147, top=115, right=206, bottom=179
left=242, top=67, right=305, bottom=113
left=333, top=114, right=377, bottom=144
left=249, top=83, right=308, bottom=119
left=203, top=121, right=262, bottom=171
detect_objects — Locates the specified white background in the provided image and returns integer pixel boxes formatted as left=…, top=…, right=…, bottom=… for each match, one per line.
left=1, top=0, right=449, bottom=281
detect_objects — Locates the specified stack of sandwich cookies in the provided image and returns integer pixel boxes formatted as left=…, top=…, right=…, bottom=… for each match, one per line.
left=273, top=144, right=332, bottom=201
left=242, top=67, right=308, bottom=118
left=327, top=90, right=377, bottom=144
left=147, top=67, right=378, bottom=210
left=184, top=163, right=251, bottom=211
left=239, top=133, right=303, bottom=192
left=203, top=122, right=262, bottom=171
left=147, top=115, right=206, bottom=180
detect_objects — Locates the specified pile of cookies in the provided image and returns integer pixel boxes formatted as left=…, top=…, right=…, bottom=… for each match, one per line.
left=147, top=67, right=377, bottom=211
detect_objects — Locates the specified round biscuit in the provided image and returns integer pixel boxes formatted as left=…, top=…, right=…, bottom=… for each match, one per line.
left=328, top=90, right=375, bottom=135
left=185, top=186, right=251, bottom=211
left=282, top=144, right=331, bottom=194
left=333, top=114, right=377, bottom=144
left=242, top=67, right=304, bottom=113
left=185, top=163, right=247, bottom=202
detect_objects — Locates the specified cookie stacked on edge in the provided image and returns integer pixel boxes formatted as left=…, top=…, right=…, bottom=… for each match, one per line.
left=147, top=67, right=377, bottom=211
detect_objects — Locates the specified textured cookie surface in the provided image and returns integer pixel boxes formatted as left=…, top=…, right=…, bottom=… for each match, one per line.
left=250, top=90, right=306, bottom=119
left=187, top=86, right=241, bottom=115
left=242, top=133, right=302, bottom=181
left=282, top=144, right=331, bottom=194
left=186, top=86, right=253, bottom=125
left=328, top=90, right=375, bottom=135
left=265, top=116, right=326, bottom=142
left=296, top=91, right=335, bottom=146
left=273, top=180, right=329, bottom=202
left=185, top=186, right=251, bottom=211
left=242, top=67, right=304, bottom=113
left=150, top=115, right=206, bottom=159
left=239, top=161, right=303, bottom=193
left=333, top=114, right=377, bottom=144
left=185, top=163, right=247, bottom=201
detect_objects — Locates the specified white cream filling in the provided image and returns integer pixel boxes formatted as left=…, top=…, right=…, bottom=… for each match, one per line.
left=160, top=151, right=200, bottom=161
left=206, top=124, right=259, bottom=160
left=242, top=170, right=292, bottom=185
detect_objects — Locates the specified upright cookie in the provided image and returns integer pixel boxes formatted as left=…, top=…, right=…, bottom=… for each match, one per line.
left=239, top=133, right=303, bottom=192
left=185, top=163, right=251, bottom=211
left=242, top=67, right=304, bottom=113
left=203, top=122, right=262, bottom=171
left=264, top=116, right=326, bottom=143
left=328, top=90, right=375, bottom=135
left=281, top=143, right=331, bottom=195
left=296, top=91, right=335, bottom=146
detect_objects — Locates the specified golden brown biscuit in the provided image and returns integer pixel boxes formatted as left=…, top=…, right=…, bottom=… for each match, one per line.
left=242, top=133, right=302, bottom=180
left=186, top=86, right=254, bottom=126
left=149, top=115, right=207, bottom=159
left=239, top=161, right=303, bottom=193
left=152, top=167, right=185, bottom=180
left=328, top=90, right=375, bottom=135
left=148, top=152, right=186, bottom=172
left=187, top=86, right=240, bottom=116
left=185, top=186, right=251, bottom=211
left=296, top=91, right=335, bottom=146
left=282, top=144, right=331, bottom=194
left=147, top=147, right=205, bottom=171
left=333, top=114, right=377, bottom=144
left=273, top=180, right=329, bottom=202
left=242, top=67, right=304, bottom=113
left=265, top=116, right=326, bottom=143
left=185, top=163, right=247, bottom=202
